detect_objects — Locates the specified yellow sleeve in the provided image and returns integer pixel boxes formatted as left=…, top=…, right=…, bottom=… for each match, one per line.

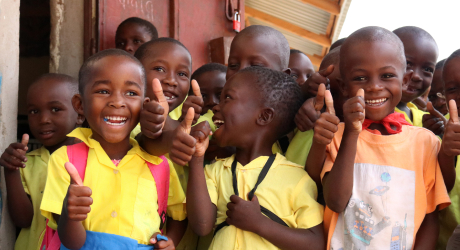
left=285, top=129, right=314, bottom=166
left=204, top=163, right=219, bottom=206
left=291, top=174, right=324, bottom=229
left=424, top=139, right=451, bottom=212
left=19, top=162, right=30, bottom=195
left=40, top=146, right=70, bottom=230
left=196, top=110, right=216, bottom=132
left=166, top=158, right=187, bottom=221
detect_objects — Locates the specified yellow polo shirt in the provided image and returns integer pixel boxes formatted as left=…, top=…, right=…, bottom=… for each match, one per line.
left=395, top=102, right=428, bottom=127
left=285, top=129, right=314, bottom=166
left=40, top=128, right=186, bottom=245
left=15, top=147, right=49, bottom=250
left=205, top=153, right=323, bottom=250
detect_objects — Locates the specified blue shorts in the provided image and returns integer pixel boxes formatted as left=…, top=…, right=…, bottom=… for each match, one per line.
left=60, top=231, right=154, bottom=250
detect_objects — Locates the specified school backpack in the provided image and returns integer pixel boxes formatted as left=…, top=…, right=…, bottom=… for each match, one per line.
left=40, top=142, right=170, bottom=250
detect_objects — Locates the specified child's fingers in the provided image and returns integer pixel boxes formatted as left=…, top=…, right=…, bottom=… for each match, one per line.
left=65, top=162, right=83, bottom=186
left=191, top=80, right=202, bottom=99
left=6, top=144, right=28, bottom=161
left=427, top=102, right=447, bottom=124
left=180, top=107, right=195, bottom=134
left=325, top=90, right=335, bottom=115
left=449, top=99, right=459, bottom=124
left=152, top=78, right=170, bottom=115
left=356, top=88, right=365, bottom=117
left=21, top=134, right=29, bottom=146
left=314, top=83, right=326, bottom=111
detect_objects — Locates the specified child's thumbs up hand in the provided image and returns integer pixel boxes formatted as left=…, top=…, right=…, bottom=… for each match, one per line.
left=226, top=195, right=263, bottom=233
left=63, top=162, right=92, bottom=221
left=422, top=102, right=447, bottom=136
left=441, top=99, right=460, bottom=156
left=295, top=84, right=327, bottom=132
left=190, top=121, right=212, bottom=157
left=343, top=89, right=365, bottom=135
left=0, top=134, right=29, bottom=171
left=141, top=79, right=169, bottom=139
left=170, top=108, right=197, bottom=165
left=301, top=65, right=334, bottom=97
left=179, top=80, right=203, bottom=125
left=313, top=89, right=340, bottom=145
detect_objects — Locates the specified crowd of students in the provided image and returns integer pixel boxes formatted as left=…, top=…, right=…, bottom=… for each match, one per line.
left=2, top=16, right=460, bottom=250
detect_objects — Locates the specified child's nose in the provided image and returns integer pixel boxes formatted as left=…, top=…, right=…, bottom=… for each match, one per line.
left=39, top=113, right=51, bottom=124
left=212, top=103, right=221, bottom=114
left=123, top=42, right=134, bottom=53
left=411, top=69, right=423, bottom=82
left=108, top=93, right=127, bottom=108
left=207, top=95, right=219, bottom=107
left=162, top=74, right=178, bottom=87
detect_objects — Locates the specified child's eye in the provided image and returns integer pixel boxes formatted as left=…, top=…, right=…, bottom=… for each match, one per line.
left=291, top=74, right=298, bottom=80
left=306, top=73, right=312, bottom=79
left=153, top=67, right=165, bottom=73
left=424, top=67, right=434, bottom=73
left=353, top=76, right=366, bottom=81
left=96, top=89, right=109, bottom=94
left=126, top=91, right=138, bottom=96
left=29, top=109, right=38, bottom=115
left=406, top=61, right=413, bottom=67
left=447, top=87, right=459, bottom=94
left=133, top=39, right=141, bottom=44
left=116, top=42, right=124, bottom=47
left=51, top=108, right=61, bottom=112
left=178, top=72, right=189, bottom=78
left=382, top=73, right=395, bottom=79
left=228, top=64, right=238, bottom=70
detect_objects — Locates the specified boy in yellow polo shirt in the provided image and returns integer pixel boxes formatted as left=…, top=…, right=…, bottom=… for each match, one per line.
left=40, top=49, right=186, bottom=249
left=179, top=67, right=325, bottom=250
left=0, top=74, right=83, bottom=250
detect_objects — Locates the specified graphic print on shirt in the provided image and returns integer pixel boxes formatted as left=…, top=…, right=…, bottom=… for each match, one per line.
left=330, top=163, right=415, bottom=250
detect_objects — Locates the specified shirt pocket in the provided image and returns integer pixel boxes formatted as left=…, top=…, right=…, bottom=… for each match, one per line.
left=131, top=177, right=160, bottom=242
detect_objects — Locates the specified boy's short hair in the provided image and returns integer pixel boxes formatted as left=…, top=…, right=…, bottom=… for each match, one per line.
left=134, top=37, right=190, bottom=63
left=436, top=59, right=446, bottom=70
left=393, top=26, right=437, bottom=47
left=444, top=49, right=460, bottom=71
left=290, top=49, right=304, bottom=55
left=320, top=46, right=340, bottom=69
left=340, top=26, right=405, bottom=76
left=191, top=63, right=227, bottom=81
left=116, top=17, right=158, bottom=40
left=330, top=37, right=346, bottom=51
left=31, top=73, right=79, bottom=95
left=237, top=25, right=290, bottom=69
left=79, top=49, right=145, bottom=95
left=240, top=66, right=303, bottom=137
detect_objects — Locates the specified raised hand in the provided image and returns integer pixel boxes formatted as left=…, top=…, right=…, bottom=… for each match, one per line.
left=63, top=162, right=92, bottom=221
left=441, top=100, right=460, bottom=156
left=0, top=134, right=29, bottom=171
left=141, top=79, right=169, bottom=139
left=190, top=121, right=212, bottom=157
left=170, top=108, right=197, bottom=165
left=422, top=101, right=447, bottom=135
left=313, top=87, right=340, bottom=145
left=226, top=195, right=264, bottom=233
left=179, top=80, right=203, bottom=124
left=294, top=84, right=328, bottom=132
left=343, top=89, right=365, bottom=134
left=301, top=65, right=334, bottom=97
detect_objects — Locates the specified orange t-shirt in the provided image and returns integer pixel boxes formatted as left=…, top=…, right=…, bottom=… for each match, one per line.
left=321, top=123, right=450, bottom=249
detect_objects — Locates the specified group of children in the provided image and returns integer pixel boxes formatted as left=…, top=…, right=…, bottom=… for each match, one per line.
left=2, top=16, right=460, bottom=250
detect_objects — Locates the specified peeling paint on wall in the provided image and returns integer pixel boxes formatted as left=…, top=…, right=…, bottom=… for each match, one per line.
left=49, top=0, right=64, bottom=73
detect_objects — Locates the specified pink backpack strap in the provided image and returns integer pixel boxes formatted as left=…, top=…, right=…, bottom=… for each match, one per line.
left=40, top=143, right=89, bottom=250
left=147, top=155, right=170, bottom=229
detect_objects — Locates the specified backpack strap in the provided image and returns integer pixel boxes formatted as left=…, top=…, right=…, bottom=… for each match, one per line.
left=40, top=143, right=89, bottom=250
left=147, top=155, right=170, bottom=230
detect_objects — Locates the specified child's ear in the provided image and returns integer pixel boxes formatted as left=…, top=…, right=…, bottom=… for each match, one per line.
left=72, top=94, right=85, bottom=117
left=403, top=70, right=413, bottom=90
left=76, top=115, right=85, bottom=126
left=283, top=68, right=291, bottom=76
left=337, top=77, right=348, bottom=97
left=257, top=108, right=275, bottom=126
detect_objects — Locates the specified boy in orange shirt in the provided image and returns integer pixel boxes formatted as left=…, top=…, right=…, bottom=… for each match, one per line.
left=318, top=26, right=451, bottom=249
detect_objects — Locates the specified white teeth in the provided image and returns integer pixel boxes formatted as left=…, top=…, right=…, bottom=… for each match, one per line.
left=165, top=96, right=176, bottom=100
left=104, top=116, right=128, bottom=125
left=365, top=98, right=387, bottom=106
left=105, top=120, right=126, bottom=126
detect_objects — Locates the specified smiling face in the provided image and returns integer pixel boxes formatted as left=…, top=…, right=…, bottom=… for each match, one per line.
left=115, top=22, right=153, bottom=55
left=341, top=40, right=408, bottom=121
left=212, top=73, right=264, bottom=148
left=289, top=53, right=315, bottom=85
left=27, top=79, right=79, bottom=150
left=226, top=34, right=284, bottom=80
left=140, top=42, right=191, bottom=111
left=78, top=56, right=144, bottom=145
left=428, top=67, right=448, bottom=115
left=399, top=35, right=438, bottom=103
left=443, top=57, right=460, bottom=115
left=193, top=70, right=226, bottom=114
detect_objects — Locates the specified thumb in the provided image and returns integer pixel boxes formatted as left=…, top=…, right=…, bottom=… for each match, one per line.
left=314, top=83, right=326, bottom=111
left=319, top=64, right=334, bottom=77
left=427, top=101, right=447, bottom=124
left=357, top=88, right=365, bottom=118
left=65, top=162, right=83, bottom=186
left=151, top=78, right=169, bottom=115
left=325, top=90, right=335, bottom=115
left=251, top=194, right=260, bottom=205
left=449, top=99, right=459, bottom=124
left=21, top=134, right=29, bottom=147
left=180, top=107, right=195, bottom=134
left=191, top=79, right=202, bottom=99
